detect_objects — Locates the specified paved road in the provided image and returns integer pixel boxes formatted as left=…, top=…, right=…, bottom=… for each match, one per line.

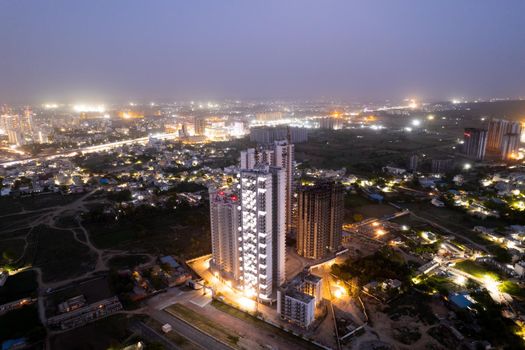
left=131, top=320, right=183, bottom=350
left=0, top=133, right=179, bottom=167
left=148, top=309, right=231, bottom=350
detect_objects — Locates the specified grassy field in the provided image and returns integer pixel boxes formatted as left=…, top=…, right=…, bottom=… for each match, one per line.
left=166, top=303, right=241, bottom=347
left=499, top=281, right=525, bottom=299
left=0, top=193, right=84, bottom=215
left=295, top=129, right=457, bottom=174
left=0, top=198, right=24, bottom=215
left=33, top=225, right=97, bottom=283
left=0, top=270, right=38, bottom=304
left=55, top=213, right=79, bottom=229
left=0, top=238, right=26, bottom=265
left=0, top=305, right=45, bottom=343
left=146, top=318, right=200, bottom=350
left=454, top=260, right=501, bottom=280
left=85, top=205, right=211, bottom=259
left=211, top=300, right=323, bottom=350
left=108, top=254, right=150, bottom=270
left=0, top=212, right=45, bottom=232
left=386, top=291, right=438, bottom=325
left=404, top=202, right=508, bottom=244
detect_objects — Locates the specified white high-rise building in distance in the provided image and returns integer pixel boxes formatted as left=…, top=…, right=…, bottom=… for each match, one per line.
left=239, top=165, right=286, bottom=301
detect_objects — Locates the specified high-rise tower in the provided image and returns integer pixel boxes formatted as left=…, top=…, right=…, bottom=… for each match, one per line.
left=240, top=140, right=294, bottom=235
left=239, top=165, right=286, bottom=300
left=209, top=188, right=242, bottom=287
left=296, top=182, right=344, bottom=260
left=462, top=128, right=488, bottom=161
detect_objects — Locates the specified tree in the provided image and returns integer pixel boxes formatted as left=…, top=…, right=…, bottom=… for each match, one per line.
left=347, top=277, right=360, bottom=297
left=2, top=250, right=15, bottom=263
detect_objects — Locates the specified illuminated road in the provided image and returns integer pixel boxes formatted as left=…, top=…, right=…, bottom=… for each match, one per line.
left=148, top=309, right=230, bottom=350
left=0, top=133, right=179, bottom=167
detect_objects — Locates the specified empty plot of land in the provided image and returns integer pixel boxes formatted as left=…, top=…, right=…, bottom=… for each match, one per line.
left=50, top=314, right=134, bottom=350
left=0, top=270, right=38, bottom=304
left=33, top=225, right=97, bottom=283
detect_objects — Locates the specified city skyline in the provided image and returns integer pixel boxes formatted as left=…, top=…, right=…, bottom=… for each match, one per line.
left=1, top=1, right=525, bottom=103
left=2, top=2, right=525, bottom=349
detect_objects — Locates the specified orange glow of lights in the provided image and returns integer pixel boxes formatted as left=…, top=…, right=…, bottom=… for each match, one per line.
left=375, top=229, right=386, bottom=236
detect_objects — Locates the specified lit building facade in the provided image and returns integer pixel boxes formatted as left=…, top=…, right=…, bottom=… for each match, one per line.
left=240, top=141, right=294, bottom=235
left=277, top=273, right=322, bottom=328
left=239, top=165, right=286, bottom=300
left=501, top=133, right=520, bottom=160
left=487, top=119, right=522, bottom=152
left=209, top=188, right=242, bottom=287
left=462, top=128, right=488, bottom=161
left=296, top=181, right=344, bottom=259
left=249, top=126, right=308, bottom=144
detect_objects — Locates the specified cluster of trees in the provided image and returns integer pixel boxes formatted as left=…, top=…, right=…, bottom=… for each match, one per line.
left=107, top=189, right=132, bottom=202
left=331, top=247, right=411, bottom=286
left=464, top=291, right=525, bottom=349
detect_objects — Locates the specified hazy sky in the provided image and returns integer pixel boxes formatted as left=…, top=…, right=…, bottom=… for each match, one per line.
left=1, top=0, right=524, bottom=104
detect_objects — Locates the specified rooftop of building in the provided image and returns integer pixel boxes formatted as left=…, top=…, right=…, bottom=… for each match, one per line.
left=285, top=288, right=315, bottom=304
left=304, top=274, right=322, bottom=284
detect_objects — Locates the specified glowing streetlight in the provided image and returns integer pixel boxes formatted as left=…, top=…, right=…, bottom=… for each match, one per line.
left=463, top=163, right=471, bottom=170
left=375, top=229, right=386, bottom=237
left=411, top=119, right=421, bottom=127
left=333, top=286, right=345, bottom=299
left=237, top=296, right=256, bottom=311
left=454, top=275, right=466, bottom=286
left=483, top=275, right=500, bottom=294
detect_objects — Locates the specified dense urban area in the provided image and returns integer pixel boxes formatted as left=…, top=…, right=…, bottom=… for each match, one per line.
left=1, top=98, right=525, bottom=350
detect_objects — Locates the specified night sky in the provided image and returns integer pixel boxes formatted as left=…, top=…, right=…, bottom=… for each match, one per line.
left=1, top=0, right=524, bottom=103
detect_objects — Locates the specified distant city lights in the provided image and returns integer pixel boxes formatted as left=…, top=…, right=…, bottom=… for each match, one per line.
left=73, top=104, right=105, bottom=113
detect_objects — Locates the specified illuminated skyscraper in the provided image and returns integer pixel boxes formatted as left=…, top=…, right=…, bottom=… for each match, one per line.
left=296, top=182, right=344, bottom=260
left=209, top=188, right=242, bottom=287
left=240, top=140, right=294, bottom=235
left=239, top=165, right=285, bottom=300
left=462, top=128, right=488, bottom=161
